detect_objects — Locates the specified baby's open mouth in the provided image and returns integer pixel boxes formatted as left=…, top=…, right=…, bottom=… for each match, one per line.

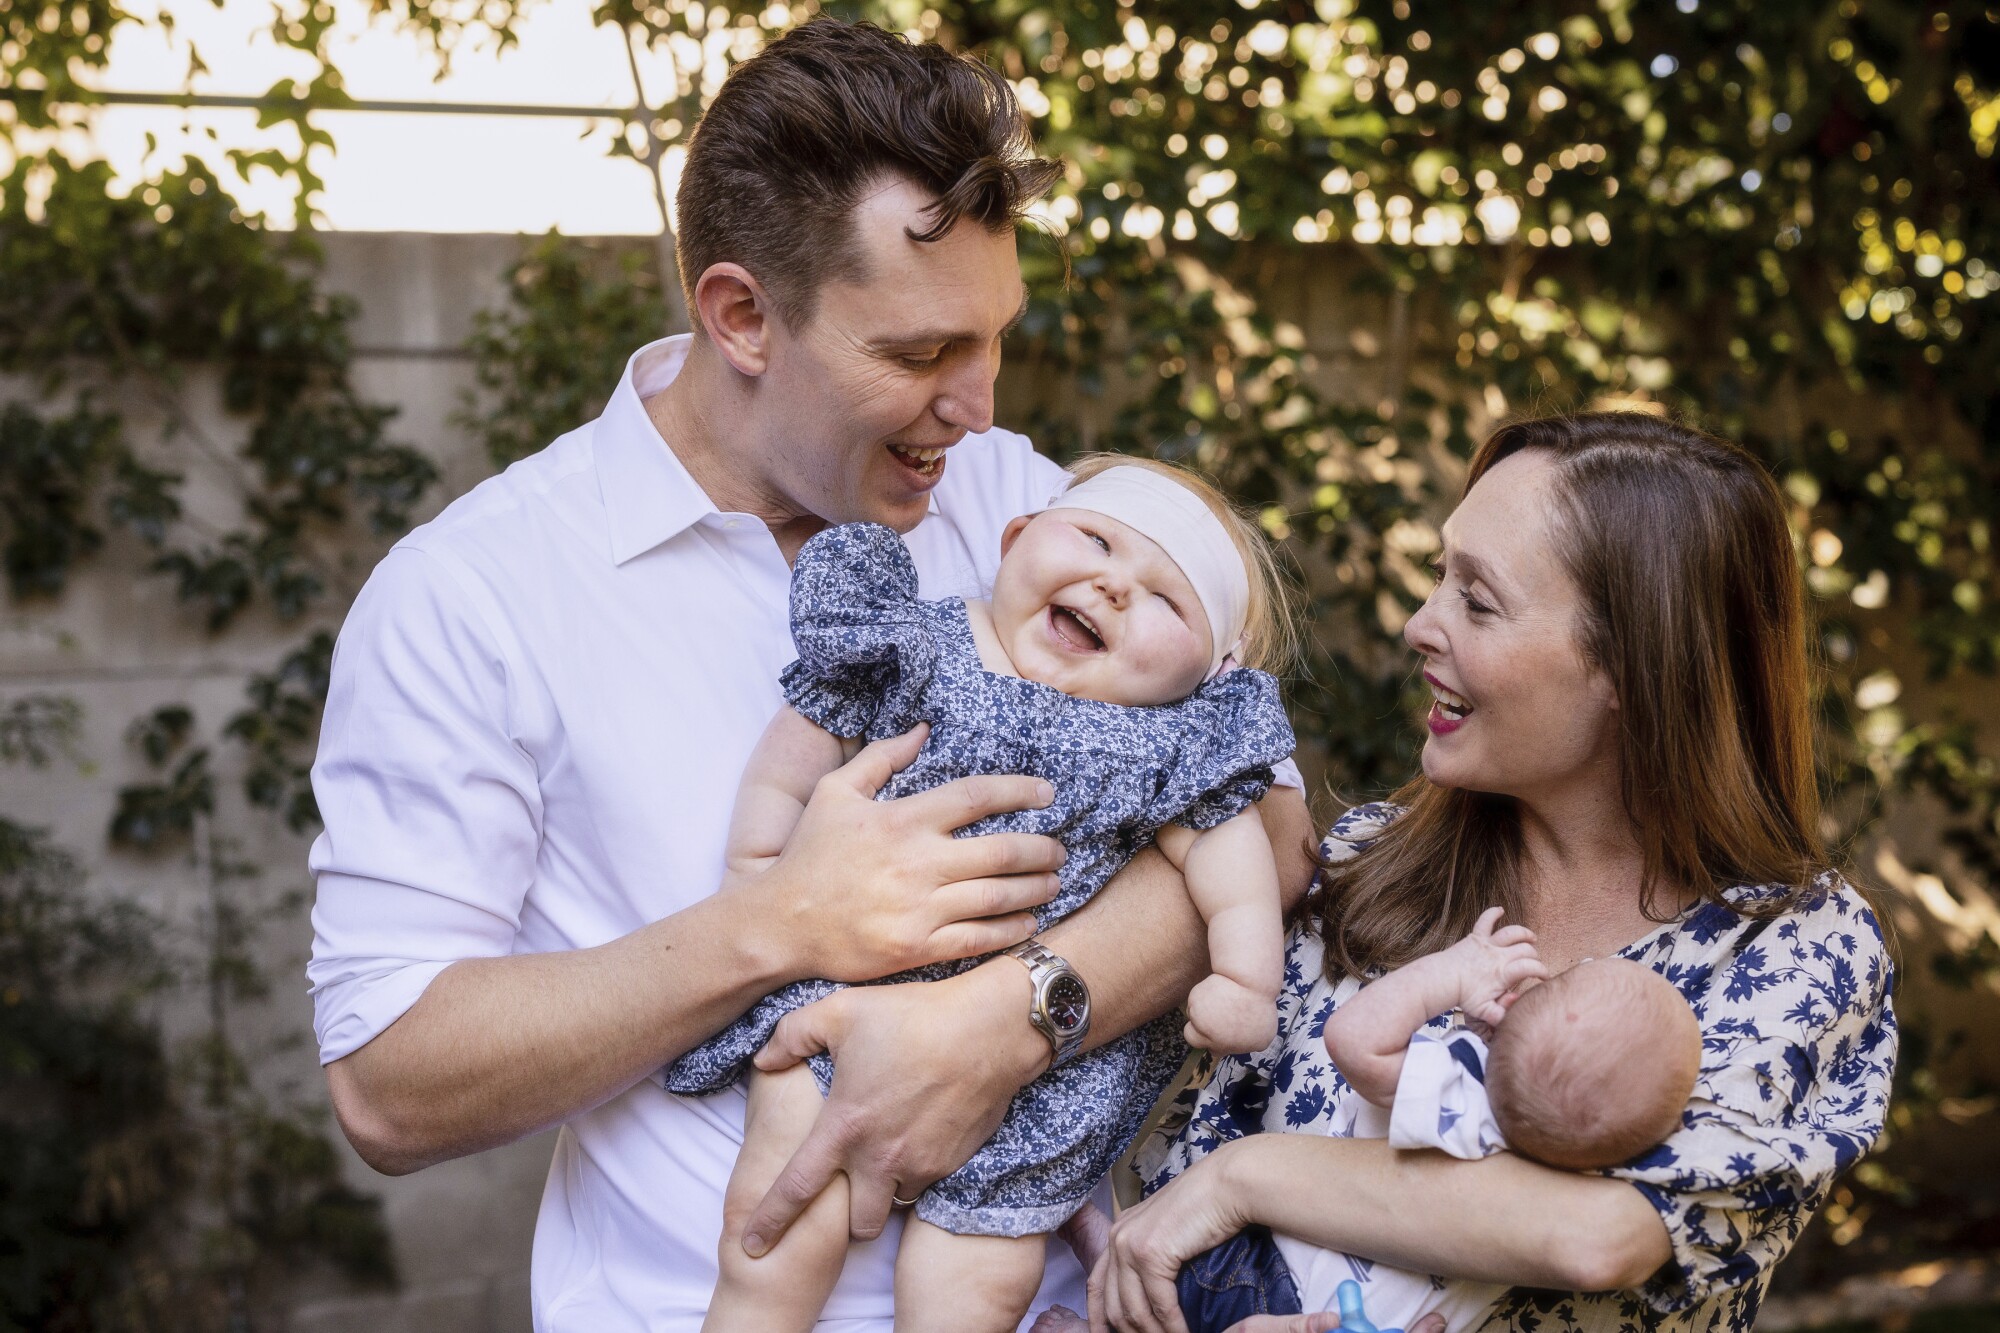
left=1050, top=605, right=1105, bottom=652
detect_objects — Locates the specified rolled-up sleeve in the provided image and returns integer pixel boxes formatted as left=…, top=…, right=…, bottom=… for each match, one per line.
left=1607, top=894, right=1898, bottom=1313
left=307, top=545, right=544, bottom=1064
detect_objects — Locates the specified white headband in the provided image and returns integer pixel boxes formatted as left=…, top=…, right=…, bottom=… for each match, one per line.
left=1050, top=466, right=1250, bottom=679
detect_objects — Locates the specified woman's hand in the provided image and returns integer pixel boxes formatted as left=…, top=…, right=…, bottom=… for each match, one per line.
left=738, top=959, right=1052, bottom=1254
left=736, top=724, right=1066, bottom=983
left=1088, top=1143, right=1253, bottom=1333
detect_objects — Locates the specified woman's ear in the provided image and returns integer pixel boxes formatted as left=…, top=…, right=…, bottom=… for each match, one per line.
left=692, top=262, right=775, bottom=377
left=1000, top=513, right=1035, bottom=558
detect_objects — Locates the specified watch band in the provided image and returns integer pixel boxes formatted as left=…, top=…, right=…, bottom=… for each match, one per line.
left=1004, top=939, right=1090, bottom=1066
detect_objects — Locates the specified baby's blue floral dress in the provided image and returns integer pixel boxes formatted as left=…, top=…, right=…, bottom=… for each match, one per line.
left=1140, top=803, right=1898, bottom=1333
left=663, top=522, right=1296, bottom=1238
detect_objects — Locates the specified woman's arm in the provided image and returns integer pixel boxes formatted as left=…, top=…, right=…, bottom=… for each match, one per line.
left=1090, top=1135, right=1670, bottom=1333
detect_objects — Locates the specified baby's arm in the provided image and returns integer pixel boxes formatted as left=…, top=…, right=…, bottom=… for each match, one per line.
left=725, top=706, right=862, bottom=879
left=1323, top=906, right=1547, bottom=1107
left=1155, top=809, right=1283, bottom=1054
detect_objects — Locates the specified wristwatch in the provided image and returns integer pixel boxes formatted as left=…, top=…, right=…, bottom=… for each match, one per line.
left=1003, top=939, right=1091, bottom=1067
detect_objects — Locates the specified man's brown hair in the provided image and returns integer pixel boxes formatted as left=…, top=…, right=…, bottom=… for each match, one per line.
left=1311, top=412, right=1828, bottom=978
left=674, top=18, right=1060, bottom=327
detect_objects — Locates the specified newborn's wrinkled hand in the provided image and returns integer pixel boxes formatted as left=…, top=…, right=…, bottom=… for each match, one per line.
left=1445, top=906, right=1550, bottom=1027
left=1183, top=974, right=1279, bottom=1054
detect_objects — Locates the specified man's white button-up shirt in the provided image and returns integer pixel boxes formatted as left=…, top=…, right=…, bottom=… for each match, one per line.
left=307, top=335, right=1088, bottom=1330
left=308, top=334, right=1300, bottom=1330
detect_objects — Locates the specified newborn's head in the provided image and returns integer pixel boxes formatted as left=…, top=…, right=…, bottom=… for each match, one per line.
left=1485, top=958, right=1700, bottom=1170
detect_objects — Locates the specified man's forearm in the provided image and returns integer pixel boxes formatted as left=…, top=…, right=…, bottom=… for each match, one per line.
left=1034, top=786, right=1315, bottom=1052
left=1222, top=1134, right=1672, bottom=1292
left=326, top=888, right=793, bottom=1175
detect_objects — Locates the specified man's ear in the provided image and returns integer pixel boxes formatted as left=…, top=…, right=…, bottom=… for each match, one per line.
left=693, top=262, right=777, bottom=376
left=1000, top=513, right=1035, bottom=558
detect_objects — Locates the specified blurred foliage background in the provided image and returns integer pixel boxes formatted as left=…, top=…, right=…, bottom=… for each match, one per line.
left=3, top=0, right=1998, bottom=1327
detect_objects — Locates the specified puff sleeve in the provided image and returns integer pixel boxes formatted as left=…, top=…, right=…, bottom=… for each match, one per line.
left=1148, top=667, right=1296, bottom=831
left=778, top=522, right=939, bottom=739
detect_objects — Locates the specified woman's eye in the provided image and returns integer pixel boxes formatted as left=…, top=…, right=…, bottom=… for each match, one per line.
left=1426, top=557, right=1447, bottom=582
left=1460, top=589, right=1495, bottom=616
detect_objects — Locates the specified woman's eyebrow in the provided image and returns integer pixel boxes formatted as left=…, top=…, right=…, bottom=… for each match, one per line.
left=1447, top=548, right=1507, bottom=596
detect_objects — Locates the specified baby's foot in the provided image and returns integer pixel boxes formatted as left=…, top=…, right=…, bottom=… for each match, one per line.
left=1184, top=974, right=1280, bottom=1054
left=1058, top=1202, right=1112, bottom=1272
left=1028, top=1307, right=1089, bottom=1333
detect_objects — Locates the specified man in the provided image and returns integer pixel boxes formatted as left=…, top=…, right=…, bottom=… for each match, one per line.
left=308, top=19, right=1313, bottom=1330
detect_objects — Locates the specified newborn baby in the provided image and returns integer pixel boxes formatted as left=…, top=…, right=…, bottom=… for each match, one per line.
left=1043, top=910, right=1701, bottom=1333
left=1262, top=909, right=1702, bottom=1333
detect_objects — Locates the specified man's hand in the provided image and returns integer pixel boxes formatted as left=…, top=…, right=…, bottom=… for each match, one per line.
left=739, top=960, right=1050, bottom=1255
left=744, top=724, right=1068, bottom=982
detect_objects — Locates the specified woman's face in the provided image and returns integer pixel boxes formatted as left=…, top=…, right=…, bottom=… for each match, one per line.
left=1402, top=450, right=1621, bottom=804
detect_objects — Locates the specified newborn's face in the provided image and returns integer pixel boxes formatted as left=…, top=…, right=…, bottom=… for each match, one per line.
left=990, top=508, right=1213, bottom=706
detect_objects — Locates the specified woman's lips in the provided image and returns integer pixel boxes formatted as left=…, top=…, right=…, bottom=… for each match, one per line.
left=1427, top=701, right=1469, bottom=736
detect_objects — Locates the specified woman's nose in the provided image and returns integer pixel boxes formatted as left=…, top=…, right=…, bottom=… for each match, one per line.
left=1403, top=594, right=1445, bottom=657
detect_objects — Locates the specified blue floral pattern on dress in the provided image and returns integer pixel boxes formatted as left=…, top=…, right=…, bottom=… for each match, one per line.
left=1139, top=803, right=1897, bottom=1332
left=663, top=522, right=1297, bottom=1238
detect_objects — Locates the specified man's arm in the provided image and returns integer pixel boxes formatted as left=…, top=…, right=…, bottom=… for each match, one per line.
left=740, top=784, right=1316, bottom=1248
left=327, top=728, right=1065, bottom=1175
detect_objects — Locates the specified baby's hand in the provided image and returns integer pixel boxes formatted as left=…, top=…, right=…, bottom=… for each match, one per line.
left=1183, top=974, right=1280, bottom=1054
left=1442, top=906, right=1549, bottom=1028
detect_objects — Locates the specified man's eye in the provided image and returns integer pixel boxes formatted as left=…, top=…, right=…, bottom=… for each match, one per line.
left=900, top=350, right=944, bottom=369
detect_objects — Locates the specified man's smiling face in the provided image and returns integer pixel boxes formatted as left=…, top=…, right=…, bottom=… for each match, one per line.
left=753, top=175, right=1029, bottom=533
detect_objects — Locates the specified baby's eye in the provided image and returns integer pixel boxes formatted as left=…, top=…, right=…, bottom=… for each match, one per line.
left=1083, top=529, right=1110, bottom=552
left=1156, top=591, right=1185, bottom=619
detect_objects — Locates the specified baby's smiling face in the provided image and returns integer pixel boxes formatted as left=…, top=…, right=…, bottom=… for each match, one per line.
left=989, top=507, right=1214, bottom=706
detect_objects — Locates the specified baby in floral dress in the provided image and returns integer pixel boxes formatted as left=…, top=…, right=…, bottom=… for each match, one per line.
left=664, top=456, right=1300, bottom=1332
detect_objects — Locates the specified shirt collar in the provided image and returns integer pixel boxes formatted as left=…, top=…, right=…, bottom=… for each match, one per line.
left=596, top=335, right=717, bottom=564
left=593, top=332, right=945, bottom=564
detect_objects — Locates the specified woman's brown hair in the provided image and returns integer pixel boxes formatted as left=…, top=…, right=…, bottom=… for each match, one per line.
left=1312, top=412, right=1826, bottom=979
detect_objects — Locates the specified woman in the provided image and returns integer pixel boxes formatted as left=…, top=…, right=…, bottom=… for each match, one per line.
left=1076, top=413, right=1897, bottom=1333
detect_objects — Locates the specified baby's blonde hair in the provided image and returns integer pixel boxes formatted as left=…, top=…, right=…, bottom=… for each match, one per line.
left=1486, top=958, right=1700, bottom=1170
left=1063, top=453, right=1300, bottom=677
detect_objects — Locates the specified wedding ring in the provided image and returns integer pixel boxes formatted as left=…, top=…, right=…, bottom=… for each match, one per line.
left=891, top=1194, right=917, bottom=1208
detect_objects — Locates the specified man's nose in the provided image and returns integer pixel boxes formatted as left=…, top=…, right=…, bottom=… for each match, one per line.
left=933, top=347, right=997, bottom=435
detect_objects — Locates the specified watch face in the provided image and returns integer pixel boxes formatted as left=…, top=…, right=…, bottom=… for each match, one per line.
left=1045, top=974, right=1089, bottom=1031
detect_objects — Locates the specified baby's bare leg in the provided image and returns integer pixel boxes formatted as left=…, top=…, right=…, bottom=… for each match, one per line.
left=705, top=1064, right=850, bottom=1333
left=893, top=1218, right=1047, bottom=1333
